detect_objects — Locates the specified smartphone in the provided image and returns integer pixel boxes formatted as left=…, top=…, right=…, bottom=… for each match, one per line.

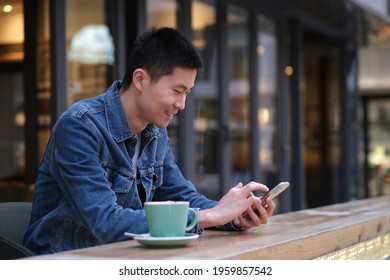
left=244, top=182, right=290, bottom=217
left=260, top=181, right=290, bottom=207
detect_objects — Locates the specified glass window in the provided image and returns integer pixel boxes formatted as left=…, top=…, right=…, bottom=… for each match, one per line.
left=257, top=16, right=280, bottom=186
left=0, top=72, right=24, bottom=181
left=66, top=0, right=113, bottom=107
left=146, top=0, right=177, bottom=28
left=366, top=99, right=390, bottom=197
left=302, top=39, right=341, bottom=207
left=36, top=0, right=51, bottom=163
left=0, top=0, right=25, bottom=200
left=191, top=0, right=219, bottom=199
left=228, top=6, right=250, bottom=185
left=0, top=0, right=24, bottom=62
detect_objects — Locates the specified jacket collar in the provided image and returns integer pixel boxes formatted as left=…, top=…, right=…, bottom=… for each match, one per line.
left=105, top=81, right=161, bottom=142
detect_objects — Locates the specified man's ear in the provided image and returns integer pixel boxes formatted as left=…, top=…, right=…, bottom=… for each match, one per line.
left=132, top=68, right=147, bottom=91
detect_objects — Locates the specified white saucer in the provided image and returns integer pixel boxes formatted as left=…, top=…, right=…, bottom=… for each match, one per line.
left=124, top=233, right=199, bottom=247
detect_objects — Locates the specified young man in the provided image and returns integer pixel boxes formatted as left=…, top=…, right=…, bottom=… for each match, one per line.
left=23, top=27, right=275, bottom=255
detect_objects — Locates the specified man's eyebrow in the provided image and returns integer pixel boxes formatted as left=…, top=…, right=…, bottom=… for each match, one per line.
left=174, top=84, right=193, bottom=91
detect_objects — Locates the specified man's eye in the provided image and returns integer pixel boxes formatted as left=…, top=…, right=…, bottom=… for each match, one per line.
left=174, top=89, right=185, bottom=95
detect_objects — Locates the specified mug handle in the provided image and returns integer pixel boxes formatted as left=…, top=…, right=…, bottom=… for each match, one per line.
left=185, top=208, right=198, bottom=231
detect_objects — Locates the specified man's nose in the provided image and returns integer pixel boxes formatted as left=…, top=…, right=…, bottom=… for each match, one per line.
left=175, top=95, right=186, bottom=110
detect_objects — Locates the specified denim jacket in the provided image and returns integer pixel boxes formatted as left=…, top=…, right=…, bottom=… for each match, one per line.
left=23, top=81, right=236, bottom=255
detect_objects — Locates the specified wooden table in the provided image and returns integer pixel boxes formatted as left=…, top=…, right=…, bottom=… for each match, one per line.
left=27, top=195, right=390, bottom=260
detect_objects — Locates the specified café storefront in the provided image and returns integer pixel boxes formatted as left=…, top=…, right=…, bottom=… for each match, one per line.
left=1, top=0, right=389, bottom=212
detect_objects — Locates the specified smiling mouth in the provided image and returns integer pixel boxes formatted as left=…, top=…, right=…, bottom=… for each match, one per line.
left=165, top=111, right=175, bottom=120
left=166, top=110, right=177, bottom=117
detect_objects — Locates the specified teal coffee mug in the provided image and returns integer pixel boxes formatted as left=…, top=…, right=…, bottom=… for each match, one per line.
left=144, top=201, right=198, bottom=237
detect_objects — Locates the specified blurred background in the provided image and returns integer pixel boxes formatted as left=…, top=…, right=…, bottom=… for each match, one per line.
left=0, top=0, right=389, bottom=214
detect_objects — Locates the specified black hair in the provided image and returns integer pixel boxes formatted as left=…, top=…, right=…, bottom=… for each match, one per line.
left=121, top=27, right=204, bottom=90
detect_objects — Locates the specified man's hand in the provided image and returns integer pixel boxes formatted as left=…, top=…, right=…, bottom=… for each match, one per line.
left=233, top=196, right=275, bottom=228
left=198, top=181, right=275, bottom=229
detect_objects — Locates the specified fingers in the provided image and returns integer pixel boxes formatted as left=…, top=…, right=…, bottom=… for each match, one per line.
left=229, top=181, right=275, bottom=229
left=243, top=206, right=262, bottom=226
left=243, top=181, right=268, bottom=195
left=243, top=196, right=275, bottom=226
left=252, top=201, right=268, bottom=224
left=265, top=197, right=275, bottom=216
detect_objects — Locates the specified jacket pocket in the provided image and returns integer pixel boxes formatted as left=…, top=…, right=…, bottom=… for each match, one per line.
left=102, top=163, right=136, bottom=206
left=138, top=162, right=163, bottom=191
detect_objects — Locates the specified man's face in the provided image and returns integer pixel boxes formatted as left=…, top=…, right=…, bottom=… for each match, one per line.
left=139, top=67, right=197, bottom=128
